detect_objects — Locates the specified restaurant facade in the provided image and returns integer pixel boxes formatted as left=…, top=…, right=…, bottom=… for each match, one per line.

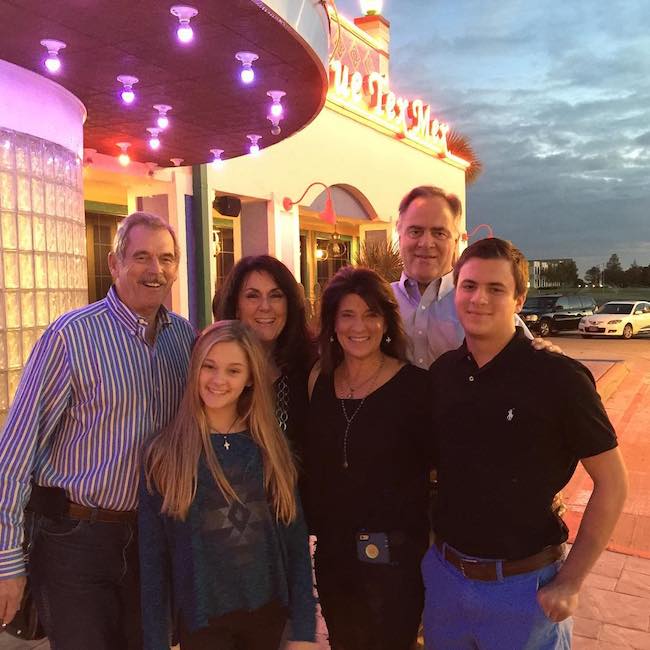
left=80, top=9, right=468, bottom=321
left=0, top=2, right=468, bottom=421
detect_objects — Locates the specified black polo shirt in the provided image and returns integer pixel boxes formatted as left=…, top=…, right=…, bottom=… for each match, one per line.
left=429, top=328, right=617, bottom=560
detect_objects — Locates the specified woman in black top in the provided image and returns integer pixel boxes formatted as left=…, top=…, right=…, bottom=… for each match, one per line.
left=304, top=266, right=432, bottom=650
left=212, top=256, right=315, bottom=458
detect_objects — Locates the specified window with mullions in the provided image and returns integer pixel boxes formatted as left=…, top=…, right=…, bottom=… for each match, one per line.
left=315, top=234, right=351, bottom=290
left=85, top=212, right=123, bottom=303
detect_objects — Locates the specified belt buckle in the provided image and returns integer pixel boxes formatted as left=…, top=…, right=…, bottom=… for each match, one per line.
left=458, top=556, right=479, bottom=577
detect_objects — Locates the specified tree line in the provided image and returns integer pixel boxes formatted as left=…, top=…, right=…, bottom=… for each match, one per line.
left=584, top=254, right=650, bottom=288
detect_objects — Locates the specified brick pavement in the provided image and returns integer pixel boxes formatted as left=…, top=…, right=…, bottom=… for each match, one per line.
left=566, top=344, right=650, bottom=648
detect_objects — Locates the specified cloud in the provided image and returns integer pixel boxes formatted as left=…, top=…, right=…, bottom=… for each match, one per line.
left=335, top=0, right=650, bottom=273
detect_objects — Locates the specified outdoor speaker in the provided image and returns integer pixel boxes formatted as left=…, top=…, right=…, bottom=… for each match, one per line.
left=213, top=195, right=241, bottom=217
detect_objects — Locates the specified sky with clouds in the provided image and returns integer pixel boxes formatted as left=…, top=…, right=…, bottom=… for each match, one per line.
left=335, top=0, right=650, bottom=275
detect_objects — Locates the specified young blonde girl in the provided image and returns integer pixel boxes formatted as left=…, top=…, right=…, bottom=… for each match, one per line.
left=139, top=320, right=316, bottom=650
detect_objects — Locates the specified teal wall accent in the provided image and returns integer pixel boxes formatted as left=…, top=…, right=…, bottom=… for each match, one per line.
left=191, top=164, right=213, bottom=328
left=84, top=200, right=128, bottom=216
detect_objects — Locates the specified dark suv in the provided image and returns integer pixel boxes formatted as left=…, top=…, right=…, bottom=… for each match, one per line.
left=521, top=294, right=597, bottom=337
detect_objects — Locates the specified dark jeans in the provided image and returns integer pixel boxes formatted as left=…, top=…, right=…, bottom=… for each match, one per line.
left=29, top=513, right=142, bottom=650
left=315, top=541, right=425, bottom=650
left=178, top=601, right=287, bottom=650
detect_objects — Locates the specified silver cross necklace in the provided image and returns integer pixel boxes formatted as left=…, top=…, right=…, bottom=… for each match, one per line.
left=212, top=416, right=240, bottom=450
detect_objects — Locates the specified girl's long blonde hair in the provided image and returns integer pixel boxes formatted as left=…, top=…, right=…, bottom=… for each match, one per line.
left=144, top=320, right=298, bottom=523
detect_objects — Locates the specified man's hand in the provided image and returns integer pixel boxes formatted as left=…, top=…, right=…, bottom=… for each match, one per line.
left=531, top=337, right=563, bottom=355
left=0, top=576, right=26, bottom=626
left=536, top=577, right=579, bottom=622
left=285, top=642, right=319, bottom=650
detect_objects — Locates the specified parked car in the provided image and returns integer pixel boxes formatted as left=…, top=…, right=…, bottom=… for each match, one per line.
left=579, top=301, right=650, bottom=339
left=520, top=294, right=597, bottom=337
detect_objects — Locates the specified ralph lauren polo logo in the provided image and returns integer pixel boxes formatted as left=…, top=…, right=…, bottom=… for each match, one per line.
left=506, top=408, right=515, bottom=421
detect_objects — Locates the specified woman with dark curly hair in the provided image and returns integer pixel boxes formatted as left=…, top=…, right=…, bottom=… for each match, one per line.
left=303, top=265, right=432, bottom=650
left=212, top=255, right=316, bottom=456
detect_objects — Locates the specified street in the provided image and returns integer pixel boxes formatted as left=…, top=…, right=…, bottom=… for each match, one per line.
left=547, top=330, right=650, bottom=362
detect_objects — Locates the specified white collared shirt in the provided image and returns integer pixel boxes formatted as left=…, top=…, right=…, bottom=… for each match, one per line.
left=391, top=271, right=464, bottom=369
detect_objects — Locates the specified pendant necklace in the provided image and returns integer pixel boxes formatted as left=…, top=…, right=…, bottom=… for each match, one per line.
left=340, top=355, right=385, bottom=469
left=343, top=355, right=384, bottom=398
left=212, top=416, right=240, bottom=450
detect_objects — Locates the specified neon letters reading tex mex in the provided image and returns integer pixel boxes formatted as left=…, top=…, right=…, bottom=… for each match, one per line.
left=328, top=58, right=458, bottom=160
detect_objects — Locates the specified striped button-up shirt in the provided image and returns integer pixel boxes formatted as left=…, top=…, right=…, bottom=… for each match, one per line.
left=0, top=287, right=195, bottom=578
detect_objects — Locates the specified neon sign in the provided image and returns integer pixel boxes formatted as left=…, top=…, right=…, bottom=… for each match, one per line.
left=328, top=59, right=450, bottom=155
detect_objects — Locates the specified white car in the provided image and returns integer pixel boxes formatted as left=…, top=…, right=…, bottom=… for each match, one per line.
left=579, top=301, right=650, bottom=339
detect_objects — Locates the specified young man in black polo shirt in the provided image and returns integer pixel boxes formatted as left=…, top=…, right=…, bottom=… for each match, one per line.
left=422, top=238, right=628, bottom=649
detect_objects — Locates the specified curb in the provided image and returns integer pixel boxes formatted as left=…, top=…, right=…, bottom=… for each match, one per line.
left=593, top=360, right=629, bottom=403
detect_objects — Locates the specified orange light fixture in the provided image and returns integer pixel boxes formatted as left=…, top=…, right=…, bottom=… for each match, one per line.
left=282, top=181, right=337, bottom=225
left=461, top=224, right=494, bottom=242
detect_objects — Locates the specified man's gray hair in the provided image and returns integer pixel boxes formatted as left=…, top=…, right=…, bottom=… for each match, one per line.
left=113, top=212, right=180, bottom=262
left=397, top=185, right=463, bottom=225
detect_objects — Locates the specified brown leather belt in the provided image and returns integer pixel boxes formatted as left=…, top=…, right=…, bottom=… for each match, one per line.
left=66, top=502, right=137, bottom=524
left=435, top=539, right=564, bottom=581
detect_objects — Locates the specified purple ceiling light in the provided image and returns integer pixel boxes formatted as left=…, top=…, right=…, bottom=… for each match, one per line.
left=246, top=134, right=261, bottom=155
left=267, top=90, right=285, bottom=118
left=40, top=39, right=66, bottom=74
left=210, top=148, right=224, bottom=170
left=147, top=127, right=161, bottom=150
left=170, top=5, right=198, bottom=44
left=153, top=104, right=172, bottom=129
left=235, top=51, right=259, bottom=84
left=117, top=75, right=139, bottom=104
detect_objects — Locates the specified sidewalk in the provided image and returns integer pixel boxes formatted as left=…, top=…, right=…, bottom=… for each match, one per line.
left=2, top=351, right=650, bottom=650
left=567, top=357, right=650, bottom=558
left=573, top=550, right=650, bottom=649
left=567, top=349, right=650, bottom=648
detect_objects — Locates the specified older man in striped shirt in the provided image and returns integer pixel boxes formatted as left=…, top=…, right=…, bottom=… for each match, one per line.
left=0, top=212, right=195, bottom=649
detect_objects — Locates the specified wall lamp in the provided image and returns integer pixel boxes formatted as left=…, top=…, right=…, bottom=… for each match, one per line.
left=282, top=181, right=336, bottom=225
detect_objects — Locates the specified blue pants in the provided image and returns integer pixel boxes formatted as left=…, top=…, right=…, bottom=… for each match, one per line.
left=30, top=513, right=142, bottom=650
left=421, top=543, right=573, bottom=650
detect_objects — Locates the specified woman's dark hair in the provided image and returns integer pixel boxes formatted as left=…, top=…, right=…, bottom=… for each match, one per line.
left=212, top=255, right=315, bottom=374
left=318, top=266, right=409, bottom=375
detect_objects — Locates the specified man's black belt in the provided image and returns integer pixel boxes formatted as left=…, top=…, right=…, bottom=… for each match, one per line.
left=27, top=484, right=136, bottom=524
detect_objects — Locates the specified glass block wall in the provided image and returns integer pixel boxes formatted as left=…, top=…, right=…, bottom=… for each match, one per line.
left=0, top=127, right=88, bottom=425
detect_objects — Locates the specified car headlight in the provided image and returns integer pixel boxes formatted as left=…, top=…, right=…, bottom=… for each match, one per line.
left=607, top=319, right=622, bottom=324
left=580, top=317, right=586, bottom=324
left=524, top=314, right=538, bottom=322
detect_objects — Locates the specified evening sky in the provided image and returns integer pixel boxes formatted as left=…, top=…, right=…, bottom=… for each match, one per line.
left=335, top=0, right=650, bottom=275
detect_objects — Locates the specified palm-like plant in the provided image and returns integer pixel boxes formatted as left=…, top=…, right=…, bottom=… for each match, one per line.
left=355, top=238, right=403, bottom=283
left=446, top=129, right=483, bottom=185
